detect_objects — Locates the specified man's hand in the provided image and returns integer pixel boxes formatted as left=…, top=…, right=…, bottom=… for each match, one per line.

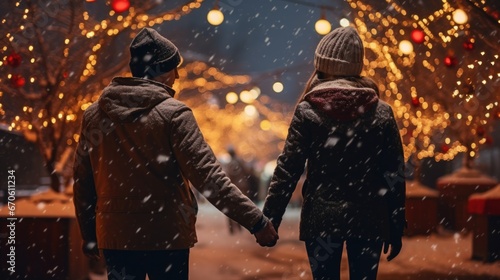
left=383, top=237, right=402, bottom=261
left=254, top=220, right=279, bottom=247
left=82, top=240, right=100, bottom=260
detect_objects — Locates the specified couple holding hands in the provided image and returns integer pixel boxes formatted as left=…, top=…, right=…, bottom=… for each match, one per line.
left=74, top=26, right=405, bottom=280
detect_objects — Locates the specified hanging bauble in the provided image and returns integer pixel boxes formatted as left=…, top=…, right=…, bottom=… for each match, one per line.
left=6, top=52, right=22, bottom=67
left=10, top=74, right=26, bottom=88
left=463, top=37, right=475, bottom=51
left=111, top=0, right=130, bottom=13
left=441, top=144, right=450, bottom=153
left=411, top=97, right=420, bottom=107
left=444, top=55, right=457, bottom=67
left=62, top=71, right=69, bottom=79
left=410, top=29, right=425, bottom=44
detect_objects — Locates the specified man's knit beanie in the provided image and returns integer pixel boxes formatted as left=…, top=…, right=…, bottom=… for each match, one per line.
left=129, top=28, right=181, bottom=78
left=314, top=26, right=364, bottom=76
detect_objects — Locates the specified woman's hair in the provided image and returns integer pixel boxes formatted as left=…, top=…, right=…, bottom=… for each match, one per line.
left=296, top=71, right=380, bottom=107
left=299, top=70, right=320, bottom=102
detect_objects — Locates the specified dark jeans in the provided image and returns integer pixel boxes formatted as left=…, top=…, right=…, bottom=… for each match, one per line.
left=102, top=249, right=189, bottom=280
left=305, top=237, right=383, bottom=280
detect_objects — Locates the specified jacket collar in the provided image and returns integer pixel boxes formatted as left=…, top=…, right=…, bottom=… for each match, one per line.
left=304, top=76, right=379, bottom=121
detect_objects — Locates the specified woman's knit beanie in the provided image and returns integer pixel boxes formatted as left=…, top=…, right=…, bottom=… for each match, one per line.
left=314, top=26, right=364, bottom=76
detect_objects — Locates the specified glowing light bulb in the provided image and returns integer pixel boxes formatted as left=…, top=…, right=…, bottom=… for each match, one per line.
left=244, top=105, right=258, bottom=118
left=453, top=9, right=468, bottom=25
left=315, top=18, right=331, bottom=35
left=339, top=18, right=350, bottom=27
left=240, top=90, right=255, bottom=104
left=399, top=40, right=414, bottom=55
left=226, top=92, right=238, bottom=104
left=273, top=82, right=284, bottom=93
left=207, top=9, right=224, bottom=26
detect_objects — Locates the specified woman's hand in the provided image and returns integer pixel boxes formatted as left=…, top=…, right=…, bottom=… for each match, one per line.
left=383, top=237, right=402, bottom=261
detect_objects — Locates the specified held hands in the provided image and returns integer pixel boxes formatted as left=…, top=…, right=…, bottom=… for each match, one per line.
left=383, top=236, right=402, bottom=261
left=254, top=220, right=279, bottom=247
left=82, top=240, right=100, bottom=260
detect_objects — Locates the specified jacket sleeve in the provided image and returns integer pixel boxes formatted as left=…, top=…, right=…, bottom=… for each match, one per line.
left=263, top=104, right=310, bottom=230
left=73, top=118, right=98, bottom=243
left=169, top=106, right=266, bottom=233
left=382, top=107, right=406, bottom=238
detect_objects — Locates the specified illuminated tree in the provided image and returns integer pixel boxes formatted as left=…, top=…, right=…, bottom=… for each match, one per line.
left=0, top=0, right=204, bottom=191
left=347, top=0, right=500, bottom=170
left=176, top=61, right=291, bottom=163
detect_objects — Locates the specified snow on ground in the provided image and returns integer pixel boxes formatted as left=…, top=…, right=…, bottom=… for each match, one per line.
left=189, top=202, right=500, bottom=280
left=88, top=202, right=500, bottom=279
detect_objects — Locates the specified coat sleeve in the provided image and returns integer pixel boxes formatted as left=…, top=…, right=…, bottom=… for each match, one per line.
left=263, top=104, right=311, bottom=230
left=73, top=118, right=98, bottom=243
left=382, top=107, right=406, bottom=238
left=169, top=106, right=265, bottom=233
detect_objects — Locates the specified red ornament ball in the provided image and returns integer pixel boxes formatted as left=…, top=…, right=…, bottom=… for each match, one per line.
left=411, top=97, right=420, bottom=107
left=444, top=55, right=457, bottom=67
left=6, top=52, right=22, bottom=67
left=10, top=74, right=25, bottom=88
left=441, top=144, right=450, bottom=153
left=111, top=0, right=130, bottom=13
left=463, top=37, right=475, bottom=51
left=411, top=29, right=425, bottom=44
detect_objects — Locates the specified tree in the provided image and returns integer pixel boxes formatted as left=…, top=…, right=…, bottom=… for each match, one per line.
left=347, top=0, right=500, bottom=169
left=174, top=61, right=292, bottom=163
left=1, top=0, right=291, bottom=192
left=0, top=0, right=204, bottom=191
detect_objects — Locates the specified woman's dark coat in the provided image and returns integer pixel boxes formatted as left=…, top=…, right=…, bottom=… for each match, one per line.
left=263, top=77, right=406, bottom=241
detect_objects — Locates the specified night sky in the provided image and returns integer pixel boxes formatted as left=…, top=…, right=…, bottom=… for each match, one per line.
left=125, top=0, right=351, bottom=103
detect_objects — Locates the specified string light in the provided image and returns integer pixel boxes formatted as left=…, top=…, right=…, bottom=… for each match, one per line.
left=452, top=8, right=468, bottom=24
left=207, top=0, right=224, bottom=26
left=0, top=0, right=206, bottom=188
left=347, top=0, right=500, bottom=162
left=399, top=40, right=414, bottom=55
left=272, top=81, right=284, bottom=93
left=176, top=61, right=291, bottom=161
left=225, top=92, right=238, bottom=104
left=339, top=18, right=350, bottom=27
left=315, top=9, right=331, bottom=35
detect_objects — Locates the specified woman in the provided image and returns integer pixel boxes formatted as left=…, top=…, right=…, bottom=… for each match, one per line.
left=263, top=26, right=406, bottom=280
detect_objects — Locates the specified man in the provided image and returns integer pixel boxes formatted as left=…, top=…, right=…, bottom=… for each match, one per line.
left=73, top=27, right=278, bottom=280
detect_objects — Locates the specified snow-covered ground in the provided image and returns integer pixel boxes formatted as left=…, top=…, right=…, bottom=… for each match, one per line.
left=87, top=202, right=499, bottom=279
left=188, top=202, right=500, bottom=280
